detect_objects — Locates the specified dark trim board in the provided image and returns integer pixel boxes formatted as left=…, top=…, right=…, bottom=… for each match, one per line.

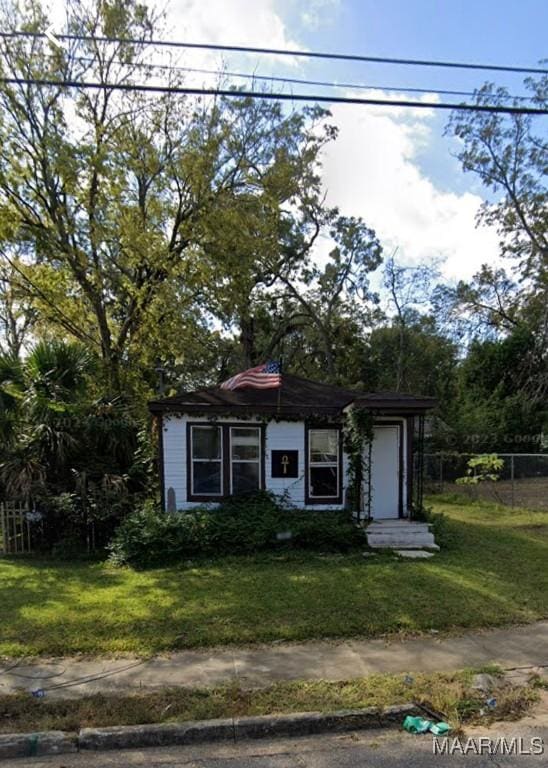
left=186, top=421, right=266, bottom=503
left=304, top=422, right=344, bottom=506
left=406, top=416, right=414, bottom=515
left=157, top=414, right=166, bottom=513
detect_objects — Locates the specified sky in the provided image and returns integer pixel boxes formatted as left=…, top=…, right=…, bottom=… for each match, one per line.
left=50, top=0, right=547, bottom=282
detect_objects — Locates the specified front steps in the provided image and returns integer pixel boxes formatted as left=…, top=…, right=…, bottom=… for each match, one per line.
left=366, top=519, right=439, bottom=551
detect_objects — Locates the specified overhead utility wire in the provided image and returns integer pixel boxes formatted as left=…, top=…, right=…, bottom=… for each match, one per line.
left=1, top=31, right=546, bottom=75
left=80, top=58, right=533, bottom=102
left=1, top=77, right=546, bottom=115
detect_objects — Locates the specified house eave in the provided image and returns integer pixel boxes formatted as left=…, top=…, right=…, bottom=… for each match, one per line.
left=148, top=402, right=345, bottom=418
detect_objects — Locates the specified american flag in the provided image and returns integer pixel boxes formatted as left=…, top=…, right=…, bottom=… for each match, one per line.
left=220, top=361, right=282, bottom=391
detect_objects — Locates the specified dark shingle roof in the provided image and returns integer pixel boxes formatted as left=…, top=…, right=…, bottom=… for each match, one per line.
left=149, top=374, right=358, bottom=416
left=351, top=392, right=438, bottom=411
left=149, top=374, right=436, bottom=417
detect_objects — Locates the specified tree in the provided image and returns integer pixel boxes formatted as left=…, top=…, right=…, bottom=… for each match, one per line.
left=382, top=252, right=439, bottom=391
left=182, top=100, right=338, bottom=371
left=361, top=315, right=457, bottom=400
left=0, top=0, right=360, bottom=391
left=444, top=330, right=546, bottom=452
left=442, top=76, right=547, bottom=409
left=0, top=340, right=95, bottom=496
left=447, top=76, right=547, bottom=284
left=0, top=3, right=298, bottom=387
left=275, top=215, right=382, bottom=379
left=0, top=257, right=35, bottom=357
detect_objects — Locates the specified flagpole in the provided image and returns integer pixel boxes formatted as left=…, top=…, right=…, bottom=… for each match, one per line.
left=276, top=356, right=283, bottom=415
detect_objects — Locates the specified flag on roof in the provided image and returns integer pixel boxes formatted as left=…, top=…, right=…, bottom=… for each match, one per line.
left=220, top=361, right=282, bottom=391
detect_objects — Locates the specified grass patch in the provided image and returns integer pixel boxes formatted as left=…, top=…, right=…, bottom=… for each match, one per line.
left=1, top=498, right=548, bottom=656
left=0, top=670, right=538, bottom=734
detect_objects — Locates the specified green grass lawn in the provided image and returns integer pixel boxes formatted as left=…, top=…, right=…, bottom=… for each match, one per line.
left=1, top=497, right=548, bottom=658
left=0, top=670, right=538, bottom=733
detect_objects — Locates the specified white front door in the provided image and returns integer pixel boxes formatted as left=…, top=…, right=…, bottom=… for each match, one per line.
left=369, top=425, right=400, bottom=519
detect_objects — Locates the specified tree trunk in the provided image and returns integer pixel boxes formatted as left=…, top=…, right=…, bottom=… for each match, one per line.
left=240, top=315, right=257, bottom=368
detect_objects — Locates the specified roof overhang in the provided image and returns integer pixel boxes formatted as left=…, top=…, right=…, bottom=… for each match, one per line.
left=344, top=396, right=437, bottom=413
left=148, top=402, right=345, bottom=418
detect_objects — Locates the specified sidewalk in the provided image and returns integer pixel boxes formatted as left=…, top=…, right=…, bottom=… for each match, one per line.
left=2, top=621, right=547, bottom=699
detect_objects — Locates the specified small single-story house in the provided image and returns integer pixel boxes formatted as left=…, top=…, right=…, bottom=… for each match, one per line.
left=148, top=374, right=436, bottom=520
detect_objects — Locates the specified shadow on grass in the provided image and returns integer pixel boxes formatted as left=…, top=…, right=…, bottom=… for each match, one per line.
left=1, top=504, right=547, bottom=656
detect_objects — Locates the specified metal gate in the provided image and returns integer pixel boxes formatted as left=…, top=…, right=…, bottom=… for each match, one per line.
left=0, top=501, right=32, bottom=554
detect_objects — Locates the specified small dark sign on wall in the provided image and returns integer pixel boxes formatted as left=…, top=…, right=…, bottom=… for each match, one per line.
left=271, top=450, right=299, bottom=478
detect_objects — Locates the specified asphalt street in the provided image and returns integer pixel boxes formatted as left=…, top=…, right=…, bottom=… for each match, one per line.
left=3, top=723, right=548, bottom=768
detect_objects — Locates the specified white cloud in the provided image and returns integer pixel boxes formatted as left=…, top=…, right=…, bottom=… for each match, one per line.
left=167, top=0, right=294, bottom=45
left=300, top=0, right=341, bottom=29
left=163, top=0, right=302, bottom=70
left=320, top=92, right=501, bottom=281
left=48, top=0, right=500, bottom=285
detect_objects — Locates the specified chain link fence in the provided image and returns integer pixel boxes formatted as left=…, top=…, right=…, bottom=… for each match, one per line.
left=424, top=453, right=548, bottom=510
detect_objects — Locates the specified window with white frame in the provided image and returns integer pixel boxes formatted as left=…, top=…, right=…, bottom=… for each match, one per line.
left=308, top=428, right=339, bottom=499
left=191, top=425, right=223, bottom=496
left=230, top=427, right=261, bottom=494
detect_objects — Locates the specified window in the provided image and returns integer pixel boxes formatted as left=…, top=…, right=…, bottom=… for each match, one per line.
left=231, top=427, right=261, bottom=494
left=308, top=428, right=340, bottom=500
left=187, top=423, right=264, bottom=500
left=191, top=425, right=222, bottom=496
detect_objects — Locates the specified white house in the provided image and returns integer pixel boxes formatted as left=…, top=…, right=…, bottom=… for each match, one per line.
left=149, top=374, right=435, bottom=520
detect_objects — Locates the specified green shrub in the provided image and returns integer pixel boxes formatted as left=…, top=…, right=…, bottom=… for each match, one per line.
left=413, top=504, right=453, bottom=549
left=109, top=492, right=365, bottom=568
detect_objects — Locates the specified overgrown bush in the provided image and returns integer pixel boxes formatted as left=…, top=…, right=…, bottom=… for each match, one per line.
left=109, top=491, right=365, bottom=568
left=413, top=503, right=453, bottom=549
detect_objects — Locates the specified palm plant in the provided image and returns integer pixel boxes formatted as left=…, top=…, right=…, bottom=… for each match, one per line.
left=1, top=339, right=145, bottom=550
left=0, top=341, right=95, bottom=497
left=0, top=353, right=24, bottom=447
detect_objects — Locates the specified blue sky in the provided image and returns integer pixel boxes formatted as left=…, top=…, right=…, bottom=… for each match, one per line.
left=156, top=0, right=545, bottom=279
left=50, top=0, right=547, bottom=280
left=250, top=0, right=546, bottom=192
left=286, top=0, right=546, bottom=88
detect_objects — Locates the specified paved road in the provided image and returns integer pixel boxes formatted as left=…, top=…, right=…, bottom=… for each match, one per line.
left=4, top=724, right=548, bottom=768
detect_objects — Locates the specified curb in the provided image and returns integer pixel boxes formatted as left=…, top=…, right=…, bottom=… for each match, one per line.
left=0, top=731, right=77, bottom=760
left=0, top=703, right=422, bottom=758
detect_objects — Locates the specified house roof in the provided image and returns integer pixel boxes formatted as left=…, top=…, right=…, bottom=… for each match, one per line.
left=350, top=392, right=438, bottom=412
left=148, top=373, right=437, bottom=418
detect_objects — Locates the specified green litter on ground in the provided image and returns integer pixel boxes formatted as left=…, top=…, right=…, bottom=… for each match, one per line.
left=403, top=715, right=451, bottom=735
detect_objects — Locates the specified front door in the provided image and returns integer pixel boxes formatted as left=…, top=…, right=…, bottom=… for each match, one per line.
left=369, top=425, right=400, bottom=519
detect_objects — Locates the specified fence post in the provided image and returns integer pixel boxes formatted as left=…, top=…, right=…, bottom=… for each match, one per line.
left=511, top=454, right=515, bottom=508
left=1, top=503, right=6, bottom=553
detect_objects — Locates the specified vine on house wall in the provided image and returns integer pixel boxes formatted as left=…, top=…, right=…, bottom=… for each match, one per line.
left=343, top=407, right=375, bottom=520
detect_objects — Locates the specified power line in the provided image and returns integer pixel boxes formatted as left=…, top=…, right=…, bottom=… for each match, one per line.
left=1, top=77, right=546, bottom=115
left=1, top=30, right=547, bottom=76
left=78, top=58, right=533, bottom=103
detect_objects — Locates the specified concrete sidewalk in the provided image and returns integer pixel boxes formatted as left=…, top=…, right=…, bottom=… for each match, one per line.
left=1, top=621, right=547, bottom=698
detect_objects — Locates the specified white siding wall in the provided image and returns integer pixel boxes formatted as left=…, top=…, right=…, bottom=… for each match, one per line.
left=161, top=415, right=348, bottom=511
left=161, top=414, right=188, bottom=510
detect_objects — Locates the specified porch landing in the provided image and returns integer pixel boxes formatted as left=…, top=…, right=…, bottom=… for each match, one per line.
left=366, top=519, right=439, bottom=551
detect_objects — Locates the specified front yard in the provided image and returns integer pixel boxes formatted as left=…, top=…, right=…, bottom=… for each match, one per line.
left=1, top=497, right=547, bottom=657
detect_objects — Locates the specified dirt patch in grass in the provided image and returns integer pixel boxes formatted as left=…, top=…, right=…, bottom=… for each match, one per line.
left=0, top=670, right=538, bottom=734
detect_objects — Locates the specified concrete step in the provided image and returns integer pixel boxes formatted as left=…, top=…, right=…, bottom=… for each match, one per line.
left=368, top=526, right=431, bottom=534
left=366, top=532, right=432, bottom=535
left=367, top=530, right=433, bottom=539
left=368, top=537, right=439, bottom=550
left=365, top=519, right=439, bottom=551
left=368, top=542, right=438, bottom=549
left=367, top=520, right=431, bottom=529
